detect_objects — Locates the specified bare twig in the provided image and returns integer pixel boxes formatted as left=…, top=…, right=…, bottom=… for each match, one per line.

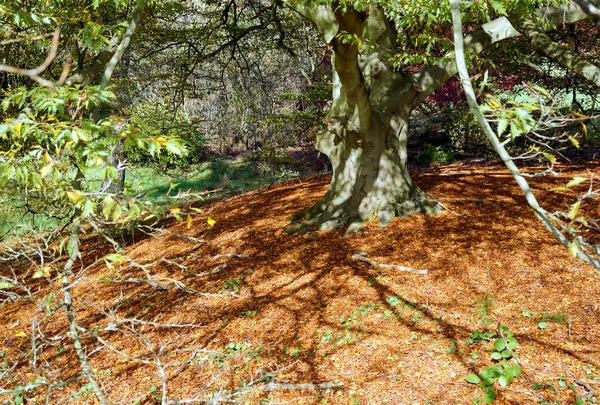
left=209, top=253, right=250, bottom=260
left=352, top=252, right=428, bottom=275
left=0, top=30, right=61, bottom=88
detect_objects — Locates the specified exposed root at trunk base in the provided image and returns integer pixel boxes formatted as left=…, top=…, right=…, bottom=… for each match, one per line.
left=287, top=192, right=442, bottom=235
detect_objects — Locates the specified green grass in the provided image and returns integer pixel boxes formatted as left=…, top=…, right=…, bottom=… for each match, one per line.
left=0, top=157, right=302, bottom=242
left=125, top=157, right=300, bottom=203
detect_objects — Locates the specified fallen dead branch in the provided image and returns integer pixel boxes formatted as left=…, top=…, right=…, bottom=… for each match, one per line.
left=351, top=252, right=428, bottom=275
left=254, top=382, right=339, bottom=391
left=209, top=253, right=250, bottom=260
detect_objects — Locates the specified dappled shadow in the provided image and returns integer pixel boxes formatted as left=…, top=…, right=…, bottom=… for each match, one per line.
left=1, top=162, right=599, bottom=404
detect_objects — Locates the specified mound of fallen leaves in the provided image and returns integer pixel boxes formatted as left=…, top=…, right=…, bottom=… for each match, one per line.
left=1, top=161, right=599, bottom=405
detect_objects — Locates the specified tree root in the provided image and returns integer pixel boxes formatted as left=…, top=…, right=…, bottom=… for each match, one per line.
left=352, top=251, right=428, bottom=275
left=287, top=192, right=443, bottom=235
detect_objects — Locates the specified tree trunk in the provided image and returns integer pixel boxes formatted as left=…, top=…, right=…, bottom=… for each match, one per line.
left=294, top=110, right=440, bottom=232
left=107, top=139, right=127, bottom=194
left=290, top=5, right=440, bottom=233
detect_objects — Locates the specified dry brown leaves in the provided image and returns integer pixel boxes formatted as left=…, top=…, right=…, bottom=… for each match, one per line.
left=1, top=161, right=599, bottom=405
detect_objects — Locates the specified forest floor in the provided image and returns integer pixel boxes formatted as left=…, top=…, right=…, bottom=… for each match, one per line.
left=1, top=161, right=599, bottom=405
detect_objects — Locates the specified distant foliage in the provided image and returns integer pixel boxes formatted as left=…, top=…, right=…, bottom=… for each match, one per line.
left=126, top=103, right=209, bottom=171
left=415, top=144, right=459, bottom=165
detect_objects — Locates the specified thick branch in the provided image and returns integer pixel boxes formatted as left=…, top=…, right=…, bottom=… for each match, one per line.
left=409, top=5, right=588, bottom=108
left=290, top=4, right=338, bottom=43
left=511, top=16, right=600, bottom=88
left=409, top=17, right=521, bottom=107
left=571, top=0, right=600, bottom=24
left=65, top=50, right=114, bottom=86
left=0, top=30, right=63, bottom=88
left=100, top=1, right=145, bottom=90
left=330, top=7, right=371, bottom=135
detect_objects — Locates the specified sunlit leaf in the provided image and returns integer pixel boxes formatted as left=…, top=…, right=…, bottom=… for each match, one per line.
left=66, top=190, right=84, bottom=203
left=542, top=152, right=556, bottom=165
left=105, top=253, right=127, bottom=263
left=568, top=201, right=581, bottom=220
left=569, top=238, right=580, bottom=257
left=102, top=195, right=115, bottom=220
left=568, top=136, right=580, bottom=148
left=40, top=163, right=54, bottom=178
left=490, top=0, right=507, bottom=15
left=33, top=266, right=52, bottom=279
left=566, top=177, right=588, bottom=187
left=207, top=217, right=216, bottom=227
left=497, top=118, right=508, bottom=137
left=465, top=374, right=481, bottom=384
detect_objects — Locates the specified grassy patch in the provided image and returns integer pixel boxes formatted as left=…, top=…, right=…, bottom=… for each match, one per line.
left=0, top=157, right=303, bottom=241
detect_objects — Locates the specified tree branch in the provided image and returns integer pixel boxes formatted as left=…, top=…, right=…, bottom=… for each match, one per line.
left=99, top=1, right=145, bottom=91
left=572, top=0, right=600, bottom=24
left=289, top=4, right=338, bottom=43
left=409, top=4, right=588, bottom=108
left=352, top=252, right=428, bottom=275
left=449, top=0, right=600, bottom=271
left=409, top=17, right=522, bottom=108
left=0, top=30, right=64, bottom=88
left=510, top=16, right=600, bottom=88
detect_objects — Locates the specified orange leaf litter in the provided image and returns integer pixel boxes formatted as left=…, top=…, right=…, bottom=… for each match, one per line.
left=1, top=161, right=599, bottom=405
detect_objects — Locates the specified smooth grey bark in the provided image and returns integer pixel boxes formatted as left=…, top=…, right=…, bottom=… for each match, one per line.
left=289, top=6, right=440, bottom=233
left=96, top=2, right=144, bottom=194
left=289, top=3, right=589, bottom=232
left=510, top=16, right=600, bottom=88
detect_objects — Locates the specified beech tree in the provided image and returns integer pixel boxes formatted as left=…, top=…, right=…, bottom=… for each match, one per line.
left=286, top=0, right=598, bottom=232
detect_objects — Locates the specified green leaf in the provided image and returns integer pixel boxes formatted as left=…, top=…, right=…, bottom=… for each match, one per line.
left=490, top=364, right=502, bottom=374
left=542, top=152, right=556, bottom=165
left=490, top=0, right=508, bottom=15
left=501, top=349, right=512, bottom=358
left=567, top=176, right=587, bottom=187
left=105, top=253, right=127, bottom=263
left=480, top=368, right=496, bottom=379
left=491, top=352, right=502, bottom=360
left=505, top=365, right=522, bottom=378
left=166, top=139, right=185, bottom=155
left=386, top=296, right=401, bottom=307
left=0, top=281, right=15, bottom=289
left=102, top=195, right=115, bottom=220
left=538, top=322, right=548, bottom=329
left=497, top=118, right=508, bottom=137
left=498, top=375, right=510, bottom=387
left=484, top=387, right=497, bottom=403
left=568, top=201, right=581, bottom=220
left=481, top=378, right=495, bottom=387
left=111, top=203, right=122, bottom=221
left=493, top=338, right=505, bottom=351
left=465, top=374, right=481, bottom=384
left=81, top=198, right=94, bottom=217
